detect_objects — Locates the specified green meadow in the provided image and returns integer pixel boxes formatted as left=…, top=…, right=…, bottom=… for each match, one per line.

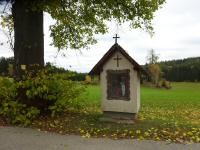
left=4, top=81, right=199, bottom=142
left=85, top=82, right=200, bottom=126
left=15, top=81, right=198, bottom=142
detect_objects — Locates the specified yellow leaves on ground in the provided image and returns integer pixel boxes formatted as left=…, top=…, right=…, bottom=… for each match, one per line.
left=2, top=82, right=200, bottom=143
left=29, top=108, right=200, bottom=144
left=75, top=125, right=200, bottom=143
left=140, top=105, right=200, bottom=126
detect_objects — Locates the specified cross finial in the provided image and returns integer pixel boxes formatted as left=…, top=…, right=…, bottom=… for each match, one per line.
left=113, top=34, right=120, bottom=44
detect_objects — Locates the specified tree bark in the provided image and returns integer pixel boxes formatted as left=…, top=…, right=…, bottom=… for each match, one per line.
left=12, top=0, right=44, bottom=79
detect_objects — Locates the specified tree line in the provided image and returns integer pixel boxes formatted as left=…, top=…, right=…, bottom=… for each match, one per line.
left=2, top=56, right=200, bottom=82
left=158, top=57, right=200, bottom=82
left=0, top=57, right=87, bottom=81
left=0, top=56, right=14, bottom=75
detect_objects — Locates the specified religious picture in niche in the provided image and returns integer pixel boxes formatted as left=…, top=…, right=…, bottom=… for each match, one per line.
left=107, top=69, right=130, bottom=100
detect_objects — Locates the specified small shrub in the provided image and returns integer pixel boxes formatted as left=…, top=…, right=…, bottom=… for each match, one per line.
left=84, top=75, right=99, bottom=85
left=0, top=76, right=40, bottom=125
left=158, top=79, right=171, bottom=89
left=85, top=75, right=92, bottom=84
left=0, top=101, right=40, bottom=125
left=0, top=76, right=16, bottom=104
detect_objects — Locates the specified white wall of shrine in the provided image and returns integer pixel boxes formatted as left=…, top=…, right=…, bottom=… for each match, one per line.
left=100, top=50, right=140, bottom=114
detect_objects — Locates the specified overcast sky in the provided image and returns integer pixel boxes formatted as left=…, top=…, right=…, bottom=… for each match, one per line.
left=1, top=0, right=200, bottom=72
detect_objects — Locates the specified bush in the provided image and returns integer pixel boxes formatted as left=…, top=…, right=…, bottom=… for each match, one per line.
left=0, top=101, right=40, bottom=125
left=16, top=69, right=62, bottom=111
left=0, top=76, right=40, bottom=125
left=158, top=79, right=171, bottom=89
left=84, top=75, right=100, bottom=85
left=0, top=69, right=86, bottom=125
left=48, top=75, right=86, bottom=116
left=0, top=77, right=15, bottom=104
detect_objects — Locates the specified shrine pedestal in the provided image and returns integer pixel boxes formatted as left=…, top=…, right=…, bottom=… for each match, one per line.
left=100, top=111, right=137, bottom=124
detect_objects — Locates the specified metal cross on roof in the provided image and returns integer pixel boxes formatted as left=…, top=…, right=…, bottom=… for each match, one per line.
left=113, top=34, right=120, bottom=43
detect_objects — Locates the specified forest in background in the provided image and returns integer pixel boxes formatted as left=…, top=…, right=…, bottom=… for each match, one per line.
left=158, top=57, right=200, bottom=82
left=0, top=57, right=87, bottom=81
left=1, top=56, right=200, bottom=82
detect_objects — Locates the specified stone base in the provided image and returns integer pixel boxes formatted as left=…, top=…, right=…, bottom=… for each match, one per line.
left=100, top=111, right=137, bottom=124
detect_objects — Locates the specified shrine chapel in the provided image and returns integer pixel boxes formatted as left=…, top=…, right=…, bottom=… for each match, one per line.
left=89, top=36, right=144, bottom=121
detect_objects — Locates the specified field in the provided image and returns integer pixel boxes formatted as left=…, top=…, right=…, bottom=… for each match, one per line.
left=85, top=82, right=200, bottom=127
left=3, top=82, right=200, bottom=142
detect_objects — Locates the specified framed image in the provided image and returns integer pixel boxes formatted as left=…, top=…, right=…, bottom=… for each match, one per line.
left=107, top=69, right=130, bottom=100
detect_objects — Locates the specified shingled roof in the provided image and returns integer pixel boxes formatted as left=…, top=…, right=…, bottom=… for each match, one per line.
left=89, top=43, right=145, bottom=75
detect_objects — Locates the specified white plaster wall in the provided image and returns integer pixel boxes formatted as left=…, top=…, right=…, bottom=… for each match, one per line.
left=100, top=51, right=140, bottom=113
left=136, top=72, right=140, bottom=112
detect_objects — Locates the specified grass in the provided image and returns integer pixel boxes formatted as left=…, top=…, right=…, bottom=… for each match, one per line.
left=3, top=82, right=200, bottom=143
left=140, top=82, right=200, bottom=126
left=85, top=82, right=200, bottom=126
left=84, top=84, right=101, bottom=105
left=86, top=82, right=200, bottom=105
left=29, top=82, right=200, bottom=143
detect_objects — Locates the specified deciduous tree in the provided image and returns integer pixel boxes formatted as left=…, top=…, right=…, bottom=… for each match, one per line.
left=147, top=49, right=159, bottom=64
left=148, top=63, right=161, bottom=85
left=0, top=0, right=166, bottom=79
left=146, top=49, right=161, bottom=84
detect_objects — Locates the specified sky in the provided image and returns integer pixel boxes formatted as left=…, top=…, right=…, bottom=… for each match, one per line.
left=1, top=0, right=200, bottom=73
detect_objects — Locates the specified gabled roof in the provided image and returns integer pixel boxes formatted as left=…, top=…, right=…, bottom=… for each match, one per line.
left=89, top=43, right=145, bottom=75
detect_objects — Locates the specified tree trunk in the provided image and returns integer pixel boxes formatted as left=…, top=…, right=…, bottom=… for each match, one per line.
left=12, top=0, right=44, bottom=79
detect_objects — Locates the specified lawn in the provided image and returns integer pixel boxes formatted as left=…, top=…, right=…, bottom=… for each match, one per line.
left=58, top=82, right=200, bottom=142
left=85, top=82, right=200, bottom=126
left=141, top=82, right=200, bottom=126
left=4, top=82, right=200, bottom=143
